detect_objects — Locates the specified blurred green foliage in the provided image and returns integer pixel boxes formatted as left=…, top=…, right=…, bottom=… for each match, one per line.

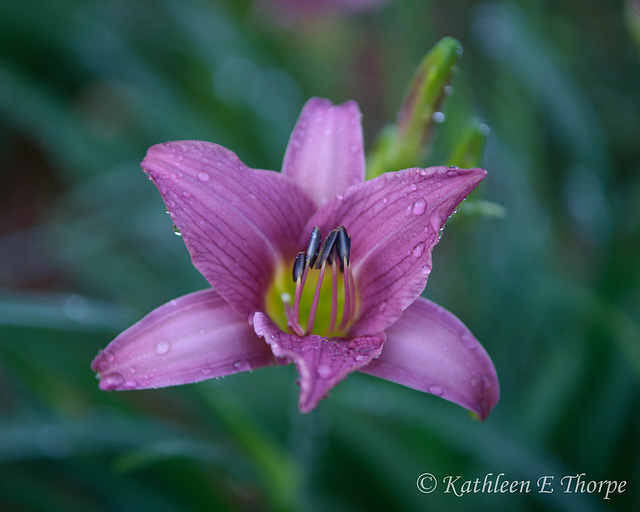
left=1, top=0, right=639, bottom=511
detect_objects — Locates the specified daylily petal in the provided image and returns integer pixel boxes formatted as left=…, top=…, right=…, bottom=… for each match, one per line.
left=253, top=312, right=385, bottom=413
left=282, top=98, right=365, bottom=208
left=303, top=166, right=486, bottom=336
left=91, top=289, right=275, bottom=390
left=142, top=141, right=316, bottom=320
left=359, top=297, right=499, bottom=420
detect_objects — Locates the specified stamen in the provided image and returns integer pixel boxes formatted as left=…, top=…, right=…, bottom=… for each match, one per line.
left=305, top=261, right=327, bottom=334
left=306, top=227, right=322, bottom=268
left=292, top=252, right=306, bottom=282
left=328, top=258, right=338, bottom=334
left=284, top=225, right=357, bottom=338
left=336, top=226, right=349, bottom=272
left=293, top=254, right=309, bottom=330
left=315, top=228, right=339, bottom=269
left=339, top=266, right=352, bottom=331
left=282, top=293, right=305, bottom=336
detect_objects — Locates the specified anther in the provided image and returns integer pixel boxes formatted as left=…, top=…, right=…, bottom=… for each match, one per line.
left=314, top=228, right=339, bottom=269
left=292, top=252, right=306, bottom=282
left=306, top=227, right=321, bottom=268
left=336, top=226, right=349, bottom=272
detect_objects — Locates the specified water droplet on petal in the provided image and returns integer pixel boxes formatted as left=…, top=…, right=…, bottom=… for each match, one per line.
left=462, top=333, right=477, bottom=350
left=233, top=360, right=250, bottom=372
left=173, top=224, right=182, bottom=236
left=378, top=302, right=387, bottom=313
left=428, top=385, right=443, bottom=396
left=410, top=183, right=418, bottom=191
left=412, top=198, right=427, bottom=215
left=201, top=367, right=213, bottom=375
left=316, top=365, right=333, bottom=379
left=123, top=379, right=138, bottom=389
left=197, top=172, right=210, bottom=182
left=412, top=243, right=425, bottom=258
left=155, top=340, right=171, bottom=356
left=482, top=376, right=493, bottom=389
left=103, top=373, right=124, bottom=389
left=182, top=191, right=191, bottom=199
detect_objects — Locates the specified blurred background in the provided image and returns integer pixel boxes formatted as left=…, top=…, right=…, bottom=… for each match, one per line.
left=1, top=0, right=639, bottom=510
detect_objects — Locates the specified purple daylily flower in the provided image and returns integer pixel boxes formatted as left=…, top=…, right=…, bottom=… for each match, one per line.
left=91, top=98, right=499, bottom=418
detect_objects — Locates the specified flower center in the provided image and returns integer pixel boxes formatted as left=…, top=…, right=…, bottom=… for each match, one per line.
left=265, top=226, right=357, bottom=338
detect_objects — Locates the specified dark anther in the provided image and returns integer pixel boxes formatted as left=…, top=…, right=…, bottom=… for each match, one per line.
left=306, top=227, right=321, bottom=268
left=327, top=240, right=338, bottom=266
left=314, top=228, right=339, bottom=269
left=336, top=226, right=349, bottom=272
left=292, top=252, right=306, bottom=281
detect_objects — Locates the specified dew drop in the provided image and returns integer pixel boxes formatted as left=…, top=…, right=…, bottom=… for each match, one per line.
left=123, top=379, right=138, bottom=389
left=382, top=197, right=388, bottom=204
left=316, top=365, right=333, bottom=379
left=482, top=376, right=493, bottom=389
left=410, top=183, right=417, bottom=191
left=201, top=367, right=213, bottom=375
left=155, top=340, right=171, bottom=356
left=182, top=191, right=191, bottom=199
left=479, top=123, right=491, bottom=136
left=412, top=243, right=425, bottom=258
left=197, top=172, right=210, bottom=182
left=412, top=198, right=427, bottom=215
left=378, top=302, right=387, bottom=313
left=432, top=111, right=446, bottom=123
left=103, top=373, right=124, bottom=389
left=233, top=360, right=250, bottom=372
left=173, top=224, right=182, bottom=236
left=428, top=385, right=443, bottom=396
left=462, top=333, right=477, bottom=350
